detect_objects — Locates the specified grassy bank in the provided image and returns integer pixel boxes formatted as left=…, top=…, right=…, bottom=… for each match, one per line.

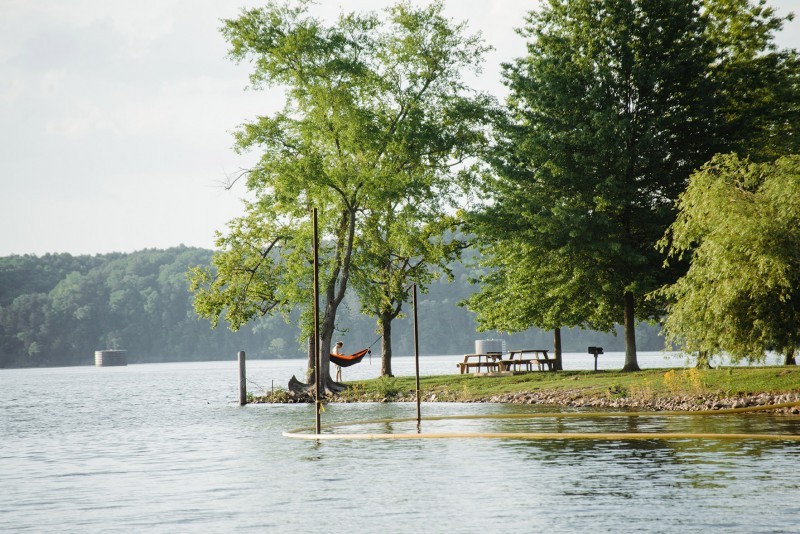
left=332, top=366, right=799, bottom=406
left=252, top=366, right=799, bottom=413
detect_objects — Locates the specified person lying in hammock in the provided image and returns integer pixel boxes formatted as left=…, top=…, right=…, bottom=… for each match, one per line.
left=330, top=341, right=371, bottom=382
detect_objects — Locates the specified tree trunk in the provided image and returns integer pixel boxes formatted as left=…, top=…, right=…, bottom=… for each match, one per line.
left=622, top=291, right=640, bottom=372
left=290, top=207, right=357, bottom=397
left=290, top=295, right=345, bottom=396
left=306, top=335, right=314, bottom=381
left=553, top=327, right=563, bottom=371
left=380, top=313, right=393, bottom=377
left=785, top=348, right=797, bottom=366
left=696, top=350, right=712, bottom=369
left=319, top=305, right=342, bottom=392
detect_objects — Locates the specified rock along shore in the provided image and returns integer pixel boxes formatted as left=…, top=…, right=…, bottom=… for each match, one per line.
left=253, top=389, right=800, bottom=415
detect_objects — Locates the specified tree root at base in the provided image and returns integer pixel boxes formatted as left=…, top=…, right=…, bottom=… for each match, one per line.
left=288, top=374, right=348, bottom=398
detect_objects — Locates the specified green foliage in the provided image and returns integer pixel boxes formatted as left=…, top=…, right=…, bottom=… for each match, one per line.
left=333, top=382, right=368, bottom=402
left=195, top=0, right=495, bottom=379
left=189, top=211, right=299, bottom=332
left=465, top=243, right=616, bottom=334
left=704, top=0, right=800, bottom=161
left=468, top=0, right=800, bottom=372
left=662, top=368, right=706, bottom=396
left=607, top=385, right=628, bottom=399
left=0, top=247, right=663, bottom=368
left=376, top=375, right=400, bottom=399
left=352, top=212, right=467, bottom=375
left=470, top=0, right=718, bottom=370
left=658, top=153, right=800, bottom=363
left=0, top=253, right=108, bottom=307
left=0, top=247, right=303, bottom=367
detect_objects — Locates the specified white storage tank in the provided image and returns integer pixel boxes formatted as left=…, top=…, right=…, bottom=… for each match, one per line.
left=475, top=339, right=505, bottom=355
left=95, top=350, right=127, bottom=367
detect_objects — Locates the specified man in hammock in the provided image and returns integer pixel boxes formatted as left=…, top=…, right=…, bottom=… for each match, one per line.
left=332, top=341, right=344, bottom=381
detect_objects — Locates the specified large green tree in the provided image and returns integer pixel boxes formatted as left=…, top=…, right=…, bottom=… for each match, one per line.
left=470, top=0, right=717, bottom=371
left=469, top=0, right=800, bottom=372
left=658, top=154, right=800, bottom=365
left=190, top=1, right=493, bottom=392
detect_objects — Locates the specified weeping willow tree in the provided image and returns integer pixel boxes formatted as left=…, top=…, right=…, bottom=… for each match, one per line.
left=189, top=1, right=493, bottom=393
left=658, top=154, right=800, bottom=366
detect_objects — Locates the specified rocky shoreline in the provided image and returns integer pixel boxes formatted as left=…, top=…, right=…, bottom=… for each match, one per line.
left=253, top=389, right=800, bottom=415
left=473, top=390, right=800, bottom=414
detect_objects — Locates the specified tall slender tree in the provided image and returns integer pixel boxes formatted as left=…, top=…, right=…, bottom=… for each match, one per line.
left=353, top=210, right=463, bottom=377
left=190, top=1, right=493, bottom=391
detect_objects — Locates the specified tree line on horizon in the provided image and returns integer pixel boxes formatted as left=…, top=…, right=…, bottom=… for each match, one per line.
left=190, top=0, right=800, bottom=390
left=0, top=247, right=662, bottom=368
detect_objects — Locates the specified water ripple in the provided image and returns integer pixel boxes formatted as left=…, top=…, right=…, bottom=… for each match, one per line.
left=2, top=363, right=799, bottom=533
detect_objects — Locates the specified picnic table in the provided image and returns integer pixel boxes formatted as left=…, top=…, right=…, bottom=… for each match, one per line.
left=457, top=353, right=504, bottom=374
left=506, top=349, right=556, bottom=371
left=457, top=349, right=556, bottom=375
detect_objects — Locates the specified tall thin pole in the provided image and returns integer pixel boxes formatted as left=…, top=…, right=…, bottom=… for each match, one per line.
left=238, top=350, right=247, bottom=406
left=313, top=208, right=321, bottom=434
left=413, top=283, right=421, bottom=427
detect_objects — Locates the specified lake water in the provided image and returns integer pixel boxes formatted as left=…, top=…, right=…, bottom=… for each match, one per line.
left=2, top=355, right=799, bottom=532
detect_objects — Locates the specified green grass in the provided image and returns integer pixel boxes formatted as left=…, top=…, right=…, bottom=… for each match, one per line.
left=344, top=366, right=799, bottom=402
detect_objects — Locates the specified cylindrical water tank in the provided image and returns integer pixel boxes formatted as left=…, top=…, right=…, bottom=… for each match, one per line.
left=94, top=350, right=127, bottom=367
left=475, top=339, right=505, bottom=354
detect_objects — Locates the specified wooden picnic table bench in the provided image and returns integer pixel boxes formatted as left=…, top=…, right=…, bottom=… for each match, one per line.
left=458, top=350, right=556, bottom=374
left=506, top=349, right=556, bottom=371
left=457, top=353, right=503, bottom=374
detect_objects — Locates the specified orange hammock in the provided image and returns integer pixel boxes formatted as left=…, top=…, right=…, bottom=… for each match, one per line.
left=330, top=348, right=370, bottom=368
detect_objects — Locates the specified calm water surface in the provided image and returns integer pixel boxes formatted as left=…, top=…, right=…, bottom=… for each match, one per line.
left=2, top=356, right=799, bottom=533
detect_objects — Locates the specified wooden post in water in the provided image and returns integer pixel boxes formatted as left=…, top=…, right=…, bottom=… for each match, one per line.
left=413, top=283, right=421, bottom=427
left=238, top=351, right=247, bottom=406
left=312, top=208, right=321, bottom=435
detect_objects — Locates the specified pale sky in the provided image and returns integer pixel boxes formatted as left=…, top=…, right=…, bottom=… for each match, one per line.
left=1, top=0, right=798, bottom=257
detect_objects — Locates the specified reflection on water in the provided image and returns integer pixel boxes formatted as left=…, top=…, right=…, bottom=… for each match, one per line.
left=1, top=362, right=799, bottom=533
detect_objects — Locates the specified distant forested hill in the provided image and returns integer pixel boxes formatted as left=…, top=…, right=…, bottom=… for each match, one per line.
left=0, top=247, right=662, bottom=368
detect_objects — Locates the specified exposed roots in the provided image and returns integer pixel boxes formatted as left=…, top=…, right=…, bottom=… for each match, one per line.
left=288, top=375, right=349, bottom=399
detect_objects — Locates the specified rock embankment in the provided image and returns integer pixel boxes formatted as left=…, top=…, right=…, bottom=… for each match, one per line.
left=255, top=388, right=800, bottom=414
left=475, top=390, right=800, bottom=414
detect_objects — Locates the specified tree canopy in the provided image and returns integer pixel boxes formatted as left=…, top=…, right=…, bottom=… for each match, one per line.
left=467, top=0, right=800, bottom=372
left=658, top=154, right=800, bottom=364
left=352, top=210, right=464, bottom=376
left=190, top=1, right=494, bottom=390
left=705, top=0, right=800, bottom=161
left=469, top=0, right=719, bottom=371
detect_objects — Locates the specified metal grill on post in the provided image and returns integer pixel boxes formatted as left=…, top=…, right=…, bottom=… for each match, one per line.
left=588, top=346, right=604, bottom=371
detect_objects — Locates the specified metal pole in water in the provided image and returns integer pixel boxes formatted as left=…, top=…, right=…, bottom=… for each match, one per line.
left=313, top=208, right=321, bottom=435
left=413, top=283, right=421, bottom=427
left=238, top=351, right=247, bottom=406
